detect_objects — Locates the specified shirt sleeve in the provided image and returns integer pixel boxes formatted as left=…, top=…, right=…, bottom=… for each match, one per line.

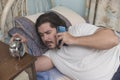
left=43, top=50, right=51, bottom=58
left=68, top=23, right=100, bottom=37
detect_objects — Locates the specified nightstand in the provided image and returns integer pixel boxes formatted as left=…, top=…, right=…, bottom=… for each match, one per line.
left=0, top=41, right=36, bottom=80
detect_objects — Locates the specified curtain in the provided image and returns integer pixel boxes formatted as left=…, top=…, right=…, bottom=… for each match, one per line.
left=86, top=0, right=120, bottom=31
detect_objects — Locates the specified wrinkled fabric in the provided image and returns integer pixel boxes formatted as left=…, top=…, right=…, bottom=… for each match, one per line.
left=8, top=17, right=48, bottom=56
left=37, top=68, right=69, bottom=80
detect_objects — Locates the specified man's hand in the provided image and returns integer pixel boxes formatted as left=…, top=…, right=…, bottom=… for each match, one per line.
left=57, top=28, right=119, bottom=50
left=57, top=32, right=75, bottom=47
left=9, top=33, right=27, bottom=43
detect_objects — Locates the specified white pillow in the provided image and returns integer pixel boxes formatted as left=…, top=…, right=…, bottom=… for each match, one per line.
left=25, top=12, right=44, bottom=23
left=51, top=6, right=86, bottom=25
left=25, top=6, right=86, bottom=25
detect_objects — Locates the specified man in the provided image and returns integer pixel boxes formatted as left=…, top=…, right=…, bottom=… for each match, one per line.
left=11, top=12, right=120, bottom=80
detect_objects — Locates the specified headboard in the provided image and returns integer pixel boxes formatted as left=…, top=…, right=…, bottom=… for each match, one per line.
left=0, top=0, right=26, bottom=41
left=0, top=0, right=54, bottom=41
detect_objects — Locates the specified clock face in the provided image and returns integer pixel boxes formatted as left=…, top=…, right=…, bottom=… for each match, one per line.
left=9, top=41, right=25, bottom=58
left=18, top=43, right=25, bottom=57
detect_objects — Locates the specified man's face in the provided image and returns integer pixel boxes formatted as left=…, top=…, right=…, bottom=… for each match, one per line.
left=38, top=22, right=57, bottom=49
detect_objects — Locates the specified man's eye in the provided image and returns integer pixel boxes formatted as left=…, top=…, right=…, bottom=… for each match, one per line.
left=39, top=34, right=43, bottom=37
left=46, top=31, right=51, bottom=34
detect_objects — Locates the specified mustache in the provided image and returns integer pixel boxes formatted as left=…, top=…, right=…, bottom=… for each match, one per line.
left=45, top=41, right=53, bottom=44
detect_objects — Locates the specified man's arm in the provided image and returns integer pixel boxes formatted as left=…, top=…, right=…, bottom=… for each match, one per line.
left=35, top=55, right=54, bottom=72
left=73, top=28, right=119, bottom=49
left=57, top=28, right=119, bottom=50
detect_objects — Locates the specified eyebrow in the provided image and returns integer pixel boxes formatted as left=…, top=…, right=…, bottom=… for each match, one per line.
left=39, top=30, right=52, bottom=34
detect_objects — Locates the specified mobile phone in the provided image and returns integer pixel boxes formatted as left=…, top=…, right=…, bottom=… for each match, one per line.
left=57, top=26, right=67, bottom=48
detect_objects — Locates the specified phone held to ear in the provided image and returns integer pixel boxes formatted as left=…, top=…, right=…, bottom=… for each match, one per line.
left=57, top=26, right=67, bottom=49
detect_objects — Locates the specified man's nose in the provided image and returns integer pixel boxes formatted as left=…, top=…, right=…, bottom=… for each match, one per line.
left=43, top=35, right=49, bottom=41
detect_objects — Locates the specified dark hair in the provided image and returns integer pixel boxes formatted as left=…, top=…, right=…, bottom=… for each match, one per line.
left=35, top=12, right=67, bottom=35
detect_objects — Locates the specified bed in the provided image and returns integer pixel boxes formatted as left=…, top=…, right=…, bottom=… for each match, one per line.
left=9, top=6, right=86, bottom=80
left=0, top=0, right=86, bottom=80
left=0, top=0, right=120, bottom=80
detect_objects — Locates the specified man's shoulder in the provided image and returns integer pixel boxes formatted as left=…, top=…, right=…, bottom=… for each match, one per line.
left=69, top=23, right=97, bottom=29
left=68, top=23, right=100, bottom=36
left=68, top=23, right=97, bottom=31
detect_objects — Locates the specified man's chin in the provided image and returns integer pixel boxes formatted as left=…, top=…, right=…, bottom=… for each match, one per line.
left=47, top=45, right=56, bottom=49
left=49, top=47, right=54, bottom=49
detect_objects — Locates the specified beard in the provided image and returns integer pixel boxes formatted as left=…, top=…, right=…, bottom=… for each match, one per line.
left=44, top=41, right=54, bottom=48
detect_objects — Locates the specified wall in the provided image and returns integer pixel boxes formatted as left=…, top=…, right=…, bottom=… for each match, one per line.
left=54, top=0, right=86, bottom=17
left=26, top=0, right=86, bottom=17
left=26, top=0, right=52, bottom=15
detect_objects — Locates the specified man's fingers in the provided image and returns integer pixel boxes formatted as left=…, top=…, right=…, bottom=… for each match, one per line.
left=59, top=40, right=64, bottom=48
left=21, top=38, right=27, bottom=43
left=12, top=33, right=20, bottom=37
left=9, top=33, right=27, bottom=43
left=57, top=36, right=62, bottom=44
left=9, top=37, right=14, bottom=43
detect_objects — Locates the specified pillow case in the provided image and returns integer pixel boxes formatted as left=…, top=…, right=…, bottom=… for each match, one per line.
left=25, top=13, right=44, bottom=23
left=25, top=6, right=86, bottom=26
left=51, top=6, right=86, bottom=25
